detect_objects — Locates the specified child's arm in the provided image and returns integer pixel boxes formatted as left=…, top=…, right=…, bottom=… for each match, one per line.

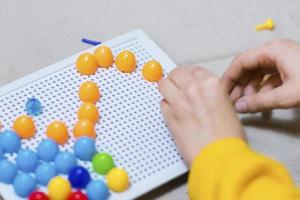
left=158, top=39, right=300, bottom=199
left=189, top=138, right=300, bottom=200
left=159, top=67, right=300, bottom=199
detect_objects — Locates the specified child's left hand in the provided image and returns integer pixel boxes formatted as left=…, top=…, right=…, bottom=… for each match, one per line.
left=158, top=66, right=245, bottom=166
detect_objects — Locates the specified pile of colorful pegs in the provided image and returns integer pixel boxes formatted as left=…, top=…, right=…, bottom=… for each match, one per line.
left=0, top=44, right=164, bottom=199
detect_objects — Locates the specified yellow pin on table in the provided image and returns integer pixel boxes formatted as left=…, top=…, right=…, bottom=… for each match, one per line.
left=255, top=18, right=275, bottom=31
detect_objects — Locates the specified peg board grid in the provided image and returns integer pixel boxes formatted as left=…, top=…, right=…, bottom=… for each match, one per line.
left=0, top=30, right=187, bottom=200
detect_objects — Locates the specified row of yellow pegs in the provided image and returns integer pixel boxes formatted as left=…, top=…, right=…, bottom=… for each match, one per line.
left=76, top=45, right=163, bottom=82
left=75, top=81, right=100, bottom=139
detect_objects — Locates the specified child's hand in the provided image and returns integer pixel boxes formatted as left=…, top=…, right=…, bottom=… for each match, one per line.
left=222, top=39, right=300, bottom=113
left=158, top=67, right=245, bottom=166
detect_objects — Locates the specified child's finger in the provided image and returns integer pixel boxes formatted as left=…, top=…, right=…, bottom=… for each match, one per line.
left=158, top=78, right=180, bottom=104
left=160, top=99, right=175, bottom=119
left=229, top=85, right=244, bottom=102
left=258, top=74, right=282, bottom=93
left=234, top=83, right=290, bottom=113
left=229, top=72, right=251, bottom=102
left=186, top=66, right=214, bottom=81
left=243, top=71, right=265, bottom=96
left=160, top=100, right=179, bottom=132
left=168, top=67, right=197, bottom=90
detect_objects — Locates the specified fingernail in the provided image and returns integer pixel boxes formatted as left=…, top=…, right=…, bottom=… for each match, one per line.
left=235, top=100, right=247, bottom=112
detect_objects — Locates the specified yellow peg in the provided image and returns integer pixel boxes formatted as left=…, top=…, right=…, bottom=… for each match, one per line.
left=255, top=19, right=275, bottom=31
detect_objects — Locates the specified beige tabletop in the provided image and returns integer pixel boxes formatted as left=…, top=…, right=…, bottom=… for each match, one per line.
left=1, top=1, right=300, bottom=199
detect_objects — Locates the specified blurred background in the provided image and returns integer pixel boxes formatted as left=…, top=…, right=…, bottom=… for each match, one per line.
left=1, top=1, right=300, bottom=199
left=1, top=0, right=300, bottom=85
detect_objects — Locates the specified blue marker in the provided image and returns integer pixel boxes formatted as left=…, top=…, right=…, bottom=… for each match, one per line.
left=81, top=38, right=101, bottom=46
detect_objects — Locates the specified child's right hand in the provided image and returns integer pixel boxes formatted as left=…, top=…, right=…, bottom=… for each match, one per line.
left=222, top=39, right=300, bottom=113
left=158, top=67, right=245, bottom=166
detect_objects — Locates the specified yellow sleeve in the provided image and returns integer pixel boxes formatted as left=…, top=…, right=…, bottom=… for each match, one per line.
left=188, top=138, right=300, bottom=200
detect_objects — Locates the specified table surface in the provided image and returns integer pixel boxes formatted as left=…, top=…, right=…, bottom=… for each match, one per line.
left=1, top=1, right=300, bottom=199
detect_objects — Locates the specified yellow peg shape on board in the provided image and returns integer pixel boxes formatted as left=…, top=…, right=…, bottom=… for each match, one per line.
left=255, top=19, right=275, bottom=31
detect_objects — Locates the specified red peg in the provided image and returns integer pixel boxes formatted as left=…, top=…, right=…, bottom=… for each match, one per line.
left=68, top=190, right=88, bottom=200
left=28, top=191, right=49, bottom=200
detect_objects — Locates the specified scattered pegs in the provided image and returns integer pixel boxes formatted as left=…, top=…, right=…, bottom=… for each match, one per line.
left=255, top=18, right=275, bottom=31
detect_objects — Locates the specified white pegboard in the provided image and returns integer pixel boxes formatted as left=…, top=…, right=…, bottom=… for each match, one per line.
left=0, top=30, right=187, bottom=200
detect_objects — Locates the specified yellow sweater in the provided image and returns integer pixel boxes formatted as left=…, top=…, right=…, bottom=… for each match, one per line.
left=188, top=138, right=300, bottom=200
